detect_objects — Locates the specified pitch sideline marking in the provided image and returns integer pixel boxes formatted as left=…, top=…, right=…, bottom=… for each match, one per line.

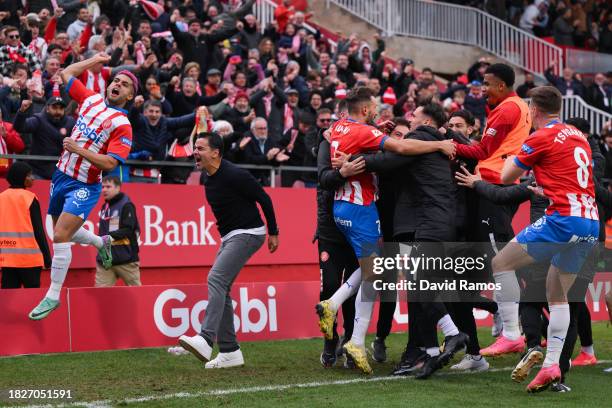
left=8, top=360, right=612, bottom=408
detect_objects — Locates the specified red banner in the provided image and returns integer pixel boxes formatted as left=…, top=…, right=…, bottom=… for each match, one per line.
left=0, top=180, right=319, bottom=268
left=1, top=276, right=609, bottom=356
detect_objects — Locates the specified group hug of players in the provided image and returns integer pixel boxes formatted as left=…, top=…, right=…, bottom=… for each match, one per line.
left=313, top=62, right=612, bottom=393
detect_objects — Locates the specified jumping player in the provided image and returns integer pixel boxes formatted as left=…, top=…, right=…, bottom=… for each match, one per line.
left=29, top=53, right=137, bottom=320
left=316, top=87, right=456, bottom=374
left=489, top=86, right=599, bottom=392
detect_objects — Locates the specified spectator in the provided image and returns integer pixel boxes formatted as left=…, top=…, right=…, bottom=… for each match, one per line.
left=585, top=72, right=611, bottom=113
left=169, top=9, right=240, bottom=81
left=519, top=0, right=548, bottom=35
left=516, top=72, right=537, bottom=98
left=12, top=96, right=75, bottom=180
left=545, top=64, right=585, bottom=98
left=205, top=68, right=223, bottom=96
left=0, top=105, right=23, bottom=177
left=67, top=6, right=90, bottom=42
left=464, top=81, right=487, bottom=125
left=212, top=120, right=242, bottom=163
left=95, top=175, right=141, bottom=287
left=0, top=161, right=51, bottom=289
left=128, top=98, right=199, bottom=183
left=239, top=117, right=288, bottom=186
left=217, top=90, right=255, bottom=135
left=552, top=7, right=577, bottom=46
left=0, top=26, right=42, bottom=77
left=250, top=77, right=288, bottom=142
left=278, top=111, right=313, bottom=187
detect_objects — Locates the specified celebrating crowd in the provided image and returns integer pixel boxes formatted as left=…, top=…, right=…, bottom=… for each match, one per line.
left=0, top=0, right=611, bottom=187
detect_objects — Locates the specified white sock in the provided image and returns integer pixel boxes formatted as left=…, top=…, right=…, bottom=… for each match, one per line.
left=543, top=304, right=570, bottom=367
left=45, top=243, right=72, bottom=301
left=493, top=270, right=521, bottom=340
left=581, top=345, right=594, bottom=355
left=329, top=267, right=361, bottom=312
left=71, top=227, right=103, bottom=249
left=349, top=284, right=374, bottom=347
left=438, top=314, right=460, bottom=337
left=426, top=347, right=440, bottom=357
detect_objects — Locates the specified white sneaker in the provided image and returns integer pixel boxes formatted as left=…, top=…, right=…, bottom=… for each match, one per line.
left=178, top=335, right=212, bottom=362
left=491, top=311, right=503, bottom=338
left=450, top=354, right=489, bottom=372
left=205, top=349, right=244, bottom=369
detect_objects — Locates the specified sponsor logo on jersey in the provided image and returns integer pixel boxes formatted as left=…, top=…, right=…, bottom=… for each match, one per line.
left=120, top=137, right=132, bottom=147
left=486, top=128, right=497, bottom=136
left=372, top=129, right=383, bottom=137
left=521, top=144, right=534, bottom=154
left=75, top=115, right=103, bottom=144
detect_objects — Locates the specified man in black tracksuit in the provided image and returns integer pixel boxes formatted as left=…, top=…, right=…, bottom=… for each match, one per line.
left=317, top=128, right=360, bottom=368
left=362, top=103, right=468, bottom=379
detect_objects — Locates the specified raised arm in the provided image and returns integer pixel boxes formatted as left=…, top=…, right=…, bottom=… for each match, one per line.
left=61, top=53, right=111, bottom=84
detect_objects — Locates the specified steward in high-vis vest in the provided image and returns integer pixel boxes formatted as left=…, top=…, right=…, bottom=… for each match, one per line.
left=454, top=63, right=532, bottom=247
left=95, top=175, right=141, bottom=287
left=0, top=162, right=51, bottom=288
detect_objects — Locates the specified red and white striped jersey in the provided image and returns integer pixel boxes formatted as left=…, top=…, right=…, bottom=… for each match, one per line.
left=515, top=122, right=598, bottom=220
left=78, top=67, right=111, bottom=97
left=57, top=77, right=132, bottom=184
left=329, top=118, right=388, bottom=205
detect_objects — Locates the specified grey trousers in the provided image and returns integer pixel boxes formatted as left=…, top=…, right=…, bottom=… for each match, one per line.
left=200, top=233, right=265, bottom=352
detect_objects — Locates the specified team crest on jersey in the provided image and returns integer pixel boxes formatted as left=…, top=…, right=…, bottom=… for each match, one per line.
left=74, top=188, right=90, bottom=201
left=102, top=119, right=113, bottom=130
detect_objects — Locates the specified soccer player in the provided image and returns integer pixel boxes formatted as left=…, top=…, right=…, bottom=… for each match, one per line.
left=28, top=53, right=137, bottom=320
left=316, top=87, right=456, bottom=374
left=455, top=63, right=531, bottom=353
left=489, top=86, right=599, bottom=392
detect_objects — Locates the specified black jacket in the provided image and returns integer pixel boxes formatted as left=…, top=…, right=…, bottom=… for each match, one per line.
left=316, top=138, right=351, bottom=244
left=363, top=125, right=455, bottom=241
left=13, top=111, right=76, bottom=179
left=170, top=23, right=238, bottom=78
left=250, top=87, right=287, bottom=142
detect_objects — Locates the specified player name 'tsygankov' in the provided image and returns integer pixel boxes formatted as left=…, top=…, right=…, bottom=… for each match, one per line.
left=374, top=279, right=501, bottom=291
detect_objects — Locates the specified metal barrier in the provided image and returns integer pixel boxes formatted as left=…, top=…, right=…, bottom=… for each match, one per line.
left=327, top=0, right=564, bottom=79
left=558, top=96, right=612, bottom=135
left=0, top=154, right=318, bottom=188
left=566, top=48, right=612, bottom=74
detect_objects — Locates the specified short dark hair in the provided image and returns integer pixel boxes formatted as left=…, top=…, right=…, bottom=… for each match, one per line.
left=393, top=117, right=410, bottom=128
left=3, top=25, right=18, bottom=34
left=528, top=86, right=562, bottom=115
left=299, top=112, right=315, bottom=126
left=11, top=63, right=28, bottom=76
left=337, top=99, right=348, bottom=113
left=346, top=86, right=374, bottom=116
left=144, top=99, right=162, bottom=110
left=566, top=117, right=590, bottom=135
left=420, top=103, right=447, bottom=128
left=196, top=132, right=224, bottom=155
left=316, top=107, right=332, bottom=118
left=449, top=109, right=475, bottom=127
left=485, top=63, right=515, bottom=87
left=102, top=175, right=121, bottom=186
left=422, top=67, right=433, bottom=74
left=188, top=18, right=202, bottom=26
